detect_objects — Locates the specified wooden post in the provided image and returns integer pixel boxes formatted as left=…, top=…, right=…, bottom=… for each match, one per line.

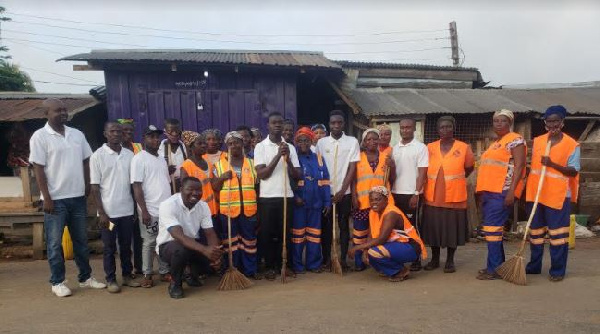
left=20, top=166, right=32, bottom=204
left=449, top=21, right=460, bottom=67
left=32, top=222, right=44, bottom=260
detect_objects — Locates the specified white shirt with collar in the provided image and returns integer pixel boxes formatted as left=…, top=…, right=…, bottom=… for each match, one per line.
left=156, top=193, right=213, bottom=254
left=158, top=139, right=187, bottom=179
left=391, top=138, right=429, bottom=195
left=253, top=136, right=300, bottom=198
left=28, top=123, right=93, bottom=200
left=90, top=144, right=135, bottom=218
left=130, top=150, right=171, bottom=217
left=316, top=133, right=360, bottom=195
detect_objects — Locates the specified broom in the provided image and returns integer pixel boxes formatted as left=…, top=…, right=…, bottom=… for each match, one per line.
left=218, top=148, right=252, bottom=291
left=281, top=157, right=291, bottom=283
left=496, top=140, right=552, bottom=285
left=167, top=143, right=177, bottom=194
left=330, top=144, right=343, bottom=276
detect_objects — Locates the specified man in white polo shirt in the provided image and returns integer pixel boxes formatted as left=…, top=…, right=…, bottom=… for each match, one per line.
left=391, top=118, right=429, bottom=271
left=158, top=118, right=187, bottom=193
left=157, top=177, right=222, bottom=299
left=316, top=110, right=360, bottom=271
left=254, top=111, right=302, bottom=281
left=29, top=98, right=106, bottom=297
left=131, top=125, right=172, bottom=288
left=90, top=121, right=141, bottom=293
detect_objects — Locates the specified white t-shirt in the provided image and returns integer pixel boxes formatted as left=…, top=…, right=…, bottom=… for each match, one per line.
left=130, top=150, right=171, bottom=217
left=28, top=123, right=92, bottom=200
left=90, top=144, right=134, bottom=218
left=156, top=193, right=214, bottom=254
left=316, top=133, right=360, bottom=195
left=157, top=139, right=187, bottom=179
left=391, top=138, right=429, bottom=195
left=253, top=137, right=300, bottom=198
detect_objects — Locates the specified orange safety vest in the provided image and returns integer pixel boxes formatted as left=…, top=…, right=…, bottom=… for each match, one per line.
left=356, top=152, right=393, bottom=210
left=476, top=132, right=526, bottom=197
left=369, top=204, right=427, bottom=259
left=525, top=133, right=579, bottom=210
left=181, top=159, right=218, bottom=215
left=425, top=140, right=469, bottom=203
left=132, top=143, right=143, bottom=155
left=379, top=145, right=392, bottom=156
left=214, top=156, right=257, bottom=218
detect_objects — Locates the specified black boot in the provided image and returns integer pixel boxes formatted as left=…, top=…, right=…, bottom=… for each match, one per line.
left=168, top=282, right=184, bottom=299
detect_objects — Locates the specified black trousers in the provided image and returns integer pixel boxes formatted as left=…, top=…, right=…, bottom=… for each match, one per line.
left=323, top=194, right=352, bottom=266
left=159, top=240, right=210, bottom=286
left=258, top=198, right=293, bottom=271
left=101, top=215, right=135, bottom=282
left=392, top=194, right=422, bottom=226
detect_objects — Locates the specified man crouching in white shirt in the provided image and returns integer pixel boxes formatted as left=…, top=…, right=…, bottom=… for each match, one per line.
left=157, top=177, right=223, bottom=299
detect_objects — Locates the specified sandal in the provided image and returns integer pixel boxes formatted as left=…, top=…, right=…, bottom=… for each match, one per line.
left=264, top=270, right=276, bottom=281
left=141, top=274, right=153, bottom=288
left=476, top=271, right=501, bottom=280
left=443, top=263, right=456, bottom=273
left=423, top=261, right=440, bottom=271
left=353, top=266, right=367, bottom=272
left=477, top=268, right=487, bottom=275
left=160, top=273, right=172, bottom=282
left=389, top=267, right=410, bottom=282
left=410, top=262, right=422, bottom=272
left=549, top=275, right=564, bottom=282
left=309, top=267, right=323, bottom=274
left=246, top=273, right=263, bottom=280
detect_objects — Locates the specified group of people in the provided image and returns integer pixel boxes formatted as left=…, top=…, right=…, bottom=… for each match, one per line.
left=30, top=97, right=579, bottom=299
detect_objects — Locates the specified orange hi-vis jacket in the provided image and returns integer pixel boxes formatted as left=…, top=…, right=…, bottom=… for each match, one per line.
left=356, top=151, right=393, bottom=210
left=425, top=140, right=469, bottom=203
left=369, top=204, right=427, bottom=259
left=476, top=132, right=526, bottom=197
left=526, top=133, right=579, bottom=210
left=214, top=156, right=257, bottom=218
left=379, top=145, right=392, bottom=156
left=132, top=143, right=143, bottom=155
left=181, top=159, right=218, bottom=215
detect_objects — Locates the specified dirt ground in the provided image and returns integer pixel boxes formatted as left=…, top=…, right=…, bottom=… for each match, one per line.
left=1, top=238, right=600, bottom=334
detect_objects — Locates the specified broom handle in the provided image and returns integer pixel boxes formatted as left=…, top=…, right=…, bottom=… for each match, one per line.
left=521, top=140, right=552, bottom=242
left=226, top=147, right=235, bottom=268
left=167, top=143, right=176, bottom=194
left=282, top=157, right=288, bottom=262
left=332, top=144, right=339, bottom=250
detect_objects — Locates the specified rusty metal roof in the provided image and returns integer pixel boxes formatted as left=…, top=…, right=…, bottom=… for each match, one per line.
left=61, top=49, right=341, bottom=70
left=0, top=93, right=100, bottom=122
left=336, top=60, right=479, bottom=72
left=344, top=87, right=600, bottom=117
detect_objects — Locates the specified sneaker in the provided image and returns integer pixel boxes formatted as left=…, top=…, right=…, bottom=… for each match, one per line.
left=168, top=282, right=184, bottom=299
left=51, top=282, right=72, bottom=297
left=107, top=281, right=121, bottom=293
left=123, top=274, right=142, bottom=288
left=79, top=277, right=107, bottom=289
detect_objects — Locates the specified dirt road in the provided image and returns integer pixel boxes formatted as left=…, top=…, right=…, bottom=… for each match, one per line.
left=2, top=239, right=600, bottom=333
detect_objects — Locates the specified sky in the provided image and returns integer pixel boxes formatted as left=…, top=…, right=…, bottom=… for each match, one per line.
left=2, top=0, right=600, bottom=93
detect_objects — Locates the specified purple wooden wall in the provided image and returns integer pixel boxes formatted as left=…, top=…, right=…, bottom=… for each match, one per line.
left=104, top=70, right=297, bottom=141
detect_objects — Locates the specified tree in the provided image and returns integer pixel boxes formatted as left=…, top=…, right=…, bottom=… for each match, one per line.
left=0, top=61, right=35, bottom=92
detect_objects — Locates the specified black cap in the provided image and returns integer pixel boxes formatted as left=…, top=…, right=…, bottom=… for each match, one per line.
left=143, top=125, right=163, bottom=136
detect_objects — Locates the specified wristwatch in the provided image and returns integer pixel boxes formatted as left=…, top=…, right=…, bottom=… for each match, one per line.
left=414, top=191, right=420, bottom=196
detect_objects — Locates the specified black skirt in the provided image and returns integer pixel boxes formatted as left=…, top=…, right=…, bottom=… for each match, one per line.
left=421, top=205, right=469, bottom=248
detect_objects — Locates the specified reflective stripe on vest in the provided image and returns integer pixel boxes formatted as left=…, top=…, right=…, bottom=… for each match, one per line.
left=525, top=133, right=579, bottom=209
left=181, top=159, right=217, bottom=215
left=216, top=157, right=257, bottom=218
left=368, top=205, right=427, bottom=259
left=424, top=140, right=469, bottom=203
left=475, top=132, right=526, bottom=197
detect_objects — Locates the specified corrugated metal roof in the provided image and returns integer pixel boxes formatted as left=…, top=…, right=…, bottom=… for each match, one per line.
left=345, top=87, right=600, bottom=117
left=61, top=49, right=341, bottom=69
left=335, top=60, right=479, bottom=72
left=0, top=93, right=100, bottom=122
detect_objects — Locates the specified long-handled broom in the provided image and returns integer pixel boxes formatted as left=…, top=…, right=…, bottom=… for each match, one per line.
left=281, top=157, right=290, bottom=283
left=496, top=140, right=552, bottom=285
left=167, top=144, right=177, bottom=194
left=218, top=148, right=252, bottom=291
left=330, top=144, right=343, bottom=276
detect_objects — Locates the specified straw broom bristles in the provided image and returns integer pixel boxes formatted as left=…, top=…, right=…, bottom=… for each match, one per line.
left=497, top=141, right=552, bottom=286
left=218, top=147, right=252, bottom=291
left=330, top=144, right=343, bottom=276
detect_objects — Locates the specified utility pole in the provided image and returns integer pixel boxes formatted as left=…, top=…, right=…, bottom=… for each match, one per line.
left=449, top=21, right=459, bottom=67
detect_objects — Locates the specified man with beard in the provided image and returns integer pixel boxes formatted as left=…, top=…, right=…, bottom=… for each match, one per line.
left=29, top=98, right=106, bottom=297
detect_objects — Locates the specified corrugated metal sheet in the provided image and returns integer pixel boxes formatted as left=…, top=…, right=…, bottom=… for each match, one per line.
left=61, top=49, right=341, bottom=69
left=0, top=93, right=100, bottom=122
left=335, top=60, right=479, bottom=72
left=345, top=87, right=600, bottom=117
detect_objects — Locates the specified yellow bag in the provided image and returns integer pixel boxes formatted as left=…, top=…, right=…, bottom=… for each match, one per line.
left=568, top=215, right=576, bottom=250
left=62, top=227, right=74, bottom=260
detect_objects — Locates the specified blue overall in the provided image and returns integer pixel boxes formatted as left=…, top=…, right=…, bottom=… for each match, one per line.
left=219, top=214, right=258, bottom=276
left=292, top=152, right=331, bottom=272
left=481, top=190, right=509, bottom=274
left=526, top=199, right=571, bottom=277
left=368, top=242, right=418, bottom=277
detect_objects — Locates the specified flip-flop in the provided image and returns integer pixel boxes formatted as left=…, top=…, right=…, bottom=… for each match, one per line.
left=476, top=271, right=501, bottom=280
left=443, top=263, right=456, bottom=273
left=423, top=262, right=440, bottom=271
left=389, top=268, right=410, bottom=282
left=549, top=275, right=564, bottom=282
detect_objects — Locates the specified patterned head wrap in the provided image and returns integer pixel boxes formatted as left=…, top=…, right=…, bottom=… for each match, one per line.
left=369, top=186, right=389, bottom=198
left=117, top=118, right=134, bottom=125
left=311, top=123, right=327, bottom=132
left=224, top=131, right=244, bottom=144
left=295, top=126, right=315, bottom=142
left=376, top=123, right=392, bottom=133
left=182, top=131, right=200, bottom=147
left=493, top=109, right=514, bottom=125
left=361, top=128, right=380, bottom=145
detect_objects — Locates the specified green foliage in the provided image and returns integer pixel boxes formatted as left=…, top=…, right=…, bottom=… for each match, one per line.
left=0, top=61, right=35, bottom=92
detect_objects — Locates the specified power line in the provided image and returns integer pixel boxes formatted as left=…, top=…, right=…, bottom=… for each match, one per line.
left=7, top=11, right=447, bottom=38
left=3, top=37, right=107, bottom=49
left=327, top=47, right=449, bottom=55
left=4, top=39, right=68, bottom=56
left=17, top=65, right=99, bottom=83
left=0, top=73, right=100, bottom=86
left=4, top=25, right=448, bottom=47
